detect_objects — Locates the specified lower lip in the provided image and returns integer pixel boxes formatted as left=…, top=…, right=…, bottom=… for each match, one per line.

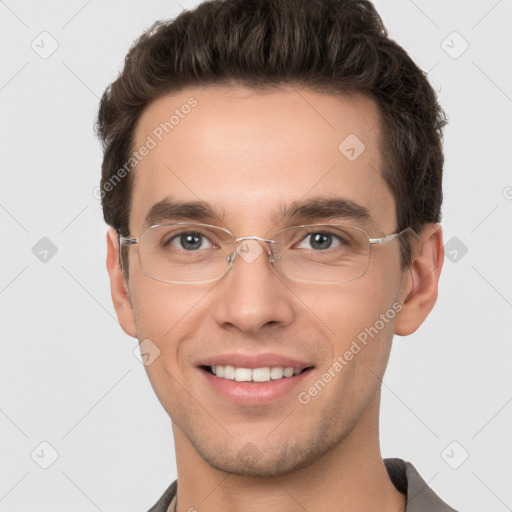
left=200, top=368, right=313, bottom=406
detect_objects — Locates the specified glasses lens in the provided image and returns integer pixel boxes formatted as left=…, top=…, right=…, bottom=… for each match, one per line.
left=138, top=224, right=233, bottom=283
left=136, top=223, right=371, bottom=284
left=274, top=224, right=370, bottom=283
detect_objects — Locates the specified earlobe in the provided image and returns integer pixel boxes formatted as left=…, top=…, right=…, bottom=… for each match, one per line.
left=106, top=228, right=138, bottom=338
left=394, top=224, right=444, bottom=336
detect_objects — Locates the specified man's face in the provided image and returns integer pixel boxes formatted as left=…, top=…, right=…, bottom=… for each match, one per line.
left=122, top=86, right=407, bottom=475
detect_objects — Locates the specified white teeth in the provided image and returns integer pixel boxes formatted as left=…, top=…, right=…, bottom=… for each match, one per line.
left=210, top=365, right=302, bottom=382
left=270, top=367, right=284, bottom=379
left=283, top=367, right=294, bottom=378
left=252, top=367, right=271, bottom=382
left=234, top=368, right=252, bottom=382
left=224, top=365, right=236, bottom=380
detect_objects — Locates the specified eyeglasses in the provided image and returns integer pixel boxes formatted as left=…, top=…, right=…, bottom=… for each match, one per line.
left=119, top=222, right=416, bottom=285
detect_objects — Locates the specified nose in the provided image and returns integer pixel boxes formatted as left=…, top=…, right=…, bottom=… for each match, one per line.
left=212, top=238, right=295, bottom=333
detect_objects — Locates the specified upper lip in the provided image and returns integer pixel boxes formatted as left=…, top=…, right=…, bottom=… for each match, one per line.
left=197, top=352, right=314, bottom=370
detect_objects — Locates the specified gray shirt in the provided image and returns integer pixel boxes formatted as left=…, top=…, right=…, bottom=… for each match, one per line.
left=147, top=458, right=459, bottom=512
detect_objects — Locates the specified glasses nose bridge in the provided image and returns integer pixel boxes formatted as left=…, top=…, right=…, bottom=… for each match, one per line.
left=227, top=235, right=278, bottom=266
left=234, top=235, right=276, bottom=244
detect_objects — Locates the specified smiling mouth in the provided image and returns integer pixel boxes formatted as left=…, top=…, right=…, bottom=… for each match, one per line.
left=202, top=365, right=313, bottom=383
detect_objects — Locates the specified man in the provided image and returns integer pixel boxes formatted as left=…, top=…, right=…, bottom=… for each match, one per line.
left=96, top=0, right=457, bottom=510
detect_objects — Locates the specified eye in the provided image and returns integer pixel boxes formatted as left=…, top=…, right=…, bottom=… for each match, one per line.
left=166, top=231, right=215, bottom=251
left=296, top=231, right=345, bottom=251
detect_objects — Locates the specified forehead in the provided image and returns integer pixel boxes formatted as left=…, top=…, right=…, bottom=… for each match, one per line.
left=129, top=86, right=395, bottom=235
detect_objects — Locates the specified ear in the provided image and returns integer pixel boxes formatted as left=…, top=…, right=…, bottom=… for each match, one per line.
left=394, top=223, right=444, bottom=336
left=106, top=228, right=137, bottom=338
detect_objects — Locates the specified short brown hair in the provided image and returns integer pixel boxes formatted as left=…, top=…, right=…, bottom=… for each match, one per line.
left=96, top=0, right=447, bottom=270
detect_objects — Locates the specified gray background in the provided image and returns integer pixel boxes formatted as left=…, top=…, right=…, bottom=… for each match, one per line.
left=1, top=0, right=511, bottom=510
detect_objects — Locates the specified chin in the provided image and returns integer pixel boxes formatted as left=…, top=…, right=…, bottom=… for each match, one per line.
left=194, top=436, right=338, bottom=478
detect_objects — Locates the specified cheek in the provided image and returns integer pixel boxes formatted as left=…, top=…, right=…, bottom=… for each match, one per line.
left=128, top=279, right=208, bottom=415
left=131, top=272, right=195, bottom=323
left=129, top=276, right=211, bottom=358
left=312, top=279, right=395, bottom=340
left=312, top=283, right=398, bottom=404
left=304, top=266, right=401, bottom=374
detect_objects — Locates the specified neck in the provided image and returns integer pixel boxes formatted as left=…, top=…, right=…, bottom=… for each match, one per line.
left=172, top=391, right=406, bottom=512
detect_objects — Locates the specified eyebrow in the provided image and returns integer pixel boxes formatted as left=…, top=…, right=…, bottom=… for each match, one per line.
left=277, top=197, right=375, bottom=229
left=144, top=197, right=224, bottom=228
left=143, top=196, right=377, bottom=231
